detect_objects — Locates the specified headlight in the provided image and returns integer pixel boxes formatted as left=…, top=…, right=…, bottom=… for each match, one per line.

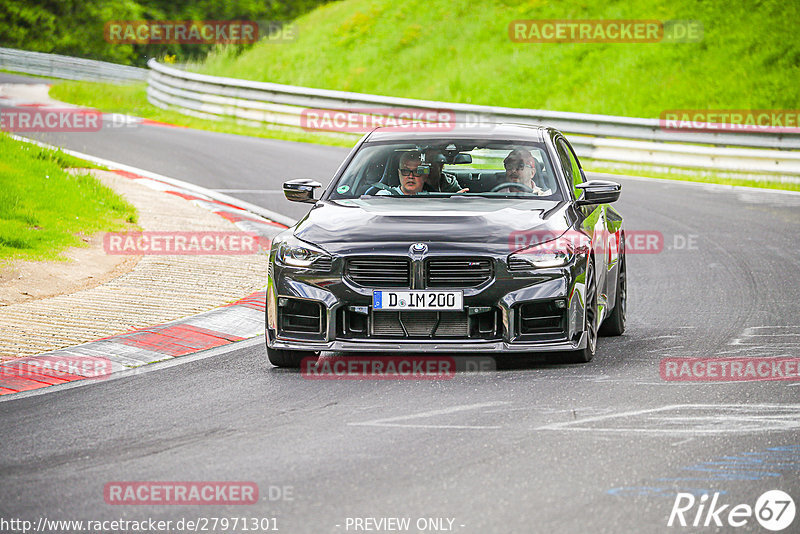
left=275, top=235, right=330, bottom=268
left=509, top=239, right=575, bottom=269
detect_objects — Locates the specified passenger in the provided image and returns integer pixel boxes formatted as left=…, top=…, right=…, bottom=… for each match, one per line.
left=500, top=149, right=547, bottom=194
left=422, top=149, right=468, bottom=193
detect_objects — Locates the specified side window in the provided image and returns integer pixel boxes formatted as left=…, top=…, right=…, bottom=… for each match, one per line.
left=557, top=138, right=583, bottom=199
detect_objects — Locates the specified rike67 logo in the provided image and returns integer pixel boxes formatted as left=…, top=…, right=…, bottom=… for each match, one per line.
left=668, top=490, right=795, bottom=531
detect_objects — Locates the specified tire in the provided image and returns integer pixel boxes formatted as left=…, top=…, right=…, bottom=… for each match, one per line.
left=599, top=248, right=626, bottom=337
left=550, top=260, right=598, bottom=364
left=266, top=345, right=319, bottom=368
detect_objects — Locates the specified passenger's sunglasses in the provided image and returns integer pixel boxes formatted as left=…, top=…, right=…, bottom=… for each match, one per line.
left=504, top=161, right=532, bottom=171
left=399, top=166, right=430, bottom=177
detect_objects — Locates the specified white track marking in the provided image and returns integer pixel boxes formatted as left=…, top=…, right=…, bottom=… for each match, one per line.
left=731, top=325, right=800, bottom=348
left=349, top=401, right=509, bottom=429
left=536, top=404, right=800, bottom=434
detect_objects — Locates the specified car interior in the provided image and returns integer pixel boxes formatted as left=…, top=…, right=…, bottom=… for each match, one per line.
left=334, top=142, right=561, bottom=199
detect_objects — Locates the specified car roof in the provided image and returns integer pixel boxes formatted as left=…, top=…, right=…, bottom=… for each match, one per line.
left=363, top=123, right=550, bottom=143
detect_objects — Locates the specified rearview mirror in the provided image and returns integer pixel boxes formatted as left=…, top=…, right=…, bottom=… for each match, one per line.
left=575, top=180, right=621, bottom=205
left=453, top=153, right=472, bottom=164
left=284, top=178, right=322, bottom=203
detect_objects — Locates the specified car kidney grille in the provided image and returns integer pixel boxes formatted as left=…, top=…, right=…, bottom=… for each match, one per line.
left=427, top=258, right=492, bottom=288
left=372, top=311, right=469, bottom=337
left=346, top=257, right=410, bottom=288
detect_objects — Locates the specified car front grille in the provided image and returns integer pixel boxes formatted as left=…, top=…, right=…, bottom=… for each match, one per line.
left=337, top=307, right=501, bottom=341
left=278, top=298, right=324, bottom=338
left=507, top=257, right=531, bottom=271
left=345, top=257, right=410, bottom=288
left=426, top=258, right=493, bottom=288
left=313, top=256, right=332, bottom=271
left=517, top=300, right=567, bottom=341
left=372, top=311, right=469, bottom=337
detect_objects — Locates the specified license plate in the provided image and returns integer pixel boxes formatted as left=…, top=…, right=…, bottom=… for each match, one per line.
left=373, top=290, right=463, bottom=311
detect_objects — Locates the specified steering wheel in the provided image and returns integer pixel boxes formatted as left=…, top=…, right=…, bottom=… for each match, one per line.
left=490, top=182, right=534, bottom=193
left=366, top=182, right=400, bottom=196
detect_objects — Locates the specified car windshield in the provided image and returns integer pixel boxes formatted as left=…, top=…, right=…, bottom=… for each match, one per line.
left=327, top=140, right=564, bottom=201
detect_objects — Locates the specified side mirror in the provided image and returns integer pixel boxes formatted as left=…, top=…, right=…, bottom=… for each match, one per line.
left=575, top=180, right=621, bottom=205
left=283, top=178, right=322, bottom=203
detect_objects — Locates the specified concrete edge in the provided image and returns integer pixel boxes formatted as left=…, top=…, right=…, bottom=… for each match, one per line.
left=0, top=144, right=293, bottom=398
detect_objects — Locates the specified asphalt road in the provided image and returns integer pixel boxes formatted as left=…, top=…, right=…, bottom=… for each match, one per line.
left=2, top=76, right=800, bottom=533
left=0, top=72, right=58, bottom=84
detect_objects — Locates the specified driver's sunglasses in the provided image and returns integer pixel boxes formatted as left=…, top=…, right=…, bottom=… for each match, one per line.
left=504, top=161, right=532, bottom=171
left=399, top=167, right=429, bottom=177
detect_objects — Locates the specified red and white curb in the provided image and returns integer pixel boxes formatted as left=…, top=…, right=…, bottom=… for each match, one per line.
left=0, top=142, right=295, bottom=397
left=0, top=291, right=267, bottom=395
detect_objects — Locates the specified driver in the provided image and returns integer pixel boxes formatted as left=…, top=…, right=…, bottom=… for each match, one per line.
left=500, top=149, right=546, bottom=194
left=376, top=151, right=428, bottom=195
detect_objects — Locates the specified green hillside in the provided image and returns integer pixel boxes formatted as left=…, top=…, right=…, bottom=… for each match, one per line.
left=197, top=0, right=799, bottom=117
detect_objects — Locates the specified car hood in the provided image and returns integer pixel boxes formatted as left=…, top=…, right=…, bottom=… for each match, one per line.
left=292, top=198, right=573, bottom=255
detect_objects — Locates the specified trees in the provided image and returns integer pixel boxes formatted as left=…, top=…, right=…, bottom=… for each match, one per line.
left=0, top=0, right=330, bottom=66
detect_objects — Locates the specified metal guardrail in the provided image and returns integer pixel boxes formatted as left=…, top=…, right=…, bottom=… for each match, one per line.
left=146, top=60, right=800, bottom=176
left=0, top=47, right=146, bottom=82
left=2, top=47, right=796, bottom=176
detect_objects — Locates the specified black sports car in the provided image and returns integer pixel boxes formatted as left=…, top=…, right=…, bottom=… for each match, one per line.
left=266, top=124, right=626, bottom=367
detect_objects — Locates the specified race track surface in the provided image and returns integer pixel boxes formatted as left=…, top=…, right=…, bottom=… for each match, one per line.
left=1, top=76, right=799, bottom=533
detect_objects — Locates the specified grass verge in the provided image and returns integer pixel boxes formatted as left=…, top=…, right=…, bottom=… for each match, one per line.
left=0, top=132, right=137, bottom=262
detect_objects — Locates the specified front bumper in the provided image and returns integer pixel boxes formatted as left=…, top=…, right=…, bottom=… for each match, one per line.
left=267, top=250, right=590, bottom=354
left=268, top=331, right=587, bottom=353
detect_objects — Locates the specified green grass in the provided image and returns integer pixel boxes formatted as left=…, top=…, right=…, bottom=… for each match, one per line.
left=197, top=0, right=799, bottom=118
left=583, top=161, right=800, bottom=192
left=29, top=143, right=108, bottom=171
left=48, top=81, right=355, bottom=148
left=0, top=132, right=137, bottom=262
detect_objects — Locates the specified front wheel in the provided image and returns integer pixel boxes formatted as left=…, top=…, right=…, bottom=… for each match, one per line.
left=599, top=248, right=626, bottom=336
left=550, top=260, right=598, bottom=364
left=266, top=345, right=319, bottom=368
